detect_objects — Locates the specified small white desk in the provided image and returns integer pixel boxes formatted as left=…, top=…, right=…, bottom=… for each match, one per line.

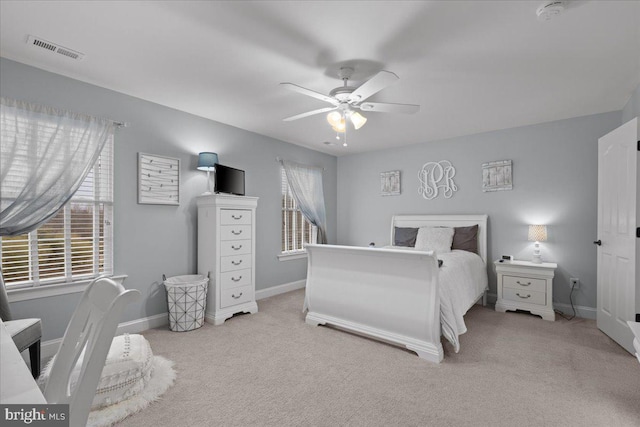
left=0, top=319, right=46, bottom=404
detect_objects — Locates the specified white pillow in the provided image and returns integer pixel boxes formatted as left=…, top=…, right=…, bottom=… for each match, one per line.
left=415, top=227, right=454, bottom=254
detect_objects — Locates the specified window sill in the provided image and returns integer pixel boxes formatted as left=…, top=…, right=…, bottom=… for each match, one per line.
left=7, top=274, right=128, bottom=303
left=277, top=251, right=308, bottom=261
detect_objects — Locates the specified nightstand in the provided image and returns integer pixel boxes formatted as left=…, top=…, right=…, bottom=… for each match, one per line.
left=494, top=260, right=557, bottom=321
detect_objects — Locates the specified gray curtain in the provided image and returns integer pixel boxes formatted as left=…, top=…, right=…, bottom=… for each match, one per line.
left=280, top=159, right=328, bottom=244
left=0, top=97, right=115, bottom=236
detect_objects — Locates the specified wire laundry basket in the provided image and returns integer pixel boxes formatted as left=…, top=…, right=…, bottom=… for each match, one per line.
left=163, top=274, right=209, bottom=332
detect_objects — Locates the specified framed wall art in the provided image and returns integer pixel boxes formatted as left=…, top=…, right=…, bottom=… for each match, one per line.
left=380, top=170, right=401, bottom=196
left=138, top=153, right=180, bottom=205
left=482, top=159, right=512, bottom=192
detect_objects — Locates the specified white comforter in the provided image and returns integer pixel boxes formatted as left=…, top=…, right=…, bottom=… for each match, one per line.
left=437, top=250, right=488, bottom=352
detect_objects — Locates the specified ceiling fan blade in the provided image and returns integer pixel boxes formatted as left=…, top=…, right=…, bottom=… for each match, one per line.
left=283, top=106, right=337, bottom=122
left=280, top=83, right=338, bottom=105
left=358, top=102, right=420, bottom=114
left=348, top=70, right=399, bottom=104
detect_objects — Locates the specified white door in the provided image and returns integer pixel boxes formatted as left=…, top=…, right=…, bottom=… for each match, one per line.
left=596, top=117, right=638, bottom=354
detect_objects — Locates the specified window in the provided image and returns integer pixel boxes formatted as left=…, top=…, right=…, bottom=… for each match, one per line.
left=281, top=167, right=316, bottom=256
left=1, top=137, right=114, bottom=288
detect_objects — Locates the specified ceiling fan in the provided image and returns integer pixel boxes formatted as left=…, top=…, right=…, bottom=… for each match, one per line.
left=280, top=67, right=420, bottom=134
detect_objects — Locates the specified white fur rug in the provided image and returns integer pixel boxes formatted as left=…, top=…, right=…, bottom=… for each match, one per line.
left=87, top=356, right=176, bottom=427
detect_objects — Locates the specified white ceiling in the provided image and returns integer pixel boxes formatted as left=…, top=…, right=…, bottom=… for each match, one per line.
left=1, top=1, right=639, bottom=156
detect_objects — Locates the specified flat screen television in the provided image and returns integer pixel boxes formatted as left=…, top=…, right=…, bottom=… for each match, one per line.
left=214, top=163, right=245, bottom=196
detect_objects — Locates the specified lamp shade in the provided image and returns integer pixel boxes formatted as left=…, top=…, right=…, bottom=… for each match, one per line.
left=528, top=225, right=547, bottom=242
left=349, top=111, right=367, bottom=130
left=327, top=111, right=342, bottom=127
left=197, top=152, right=218, bottom=171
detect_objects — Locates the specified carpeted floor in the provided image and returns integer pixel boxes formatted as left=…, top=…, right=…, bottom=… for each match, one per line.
left=120, top=289, right=640, bottom=427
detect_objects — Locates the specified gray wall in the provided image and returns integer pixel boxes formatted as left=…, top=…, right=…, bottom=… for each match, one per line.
left=337, top=111, right=622, bottom=311
left=622, top=83, right=640, bottom=123
left=1, top=58, right=337, bottom=341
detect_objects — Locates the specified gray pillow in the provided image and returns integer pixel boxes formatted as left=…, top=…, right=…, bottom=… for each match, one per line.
left=394, top=227, right=419, bottom=247
left=452, top=225, right=478, bottom=254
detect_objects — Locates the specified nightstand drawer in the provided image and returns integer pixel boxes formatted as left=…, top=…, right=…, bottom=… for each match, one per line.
left=503, top=275, right=546, bottom=293
left=503, top=288, right=546, bottom=306
left=220, top=285, right=253, bottom=308
left=220, top=268, right=251, bottom=289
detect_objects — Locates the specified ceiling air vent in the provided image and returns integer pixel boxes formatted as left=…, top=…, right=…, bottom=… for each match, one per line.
left=26, top=35, right=85, bottom=60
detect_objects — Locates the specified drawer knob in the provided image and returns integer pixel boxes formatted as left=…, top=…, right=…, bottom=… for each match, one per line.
left=232, top=215, right=243, bottom=220
left=516, top=293, right=531, bottom=299
left=516, top=281, right=532, bottom=286
left=232, top=292, right=243, bottom=299
left=232, top=245, right=242, bottom=250
left=231, top=276, right=242, bottom=282
left=231, top=260, right=243, bottom=266
left=231, top=230, right=243, bottom=235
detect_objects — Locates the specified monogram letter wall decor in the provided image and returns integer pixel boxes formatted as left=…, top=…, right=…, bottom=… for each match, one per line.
left=418, top=160, right=457, bottom=200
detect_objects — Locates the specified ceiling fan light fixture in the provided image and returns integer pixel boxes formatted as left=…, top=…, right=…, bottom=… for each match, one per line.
left=331, top=117, right=346, bottom=133
left=327, top=110, right=342, bottom=127
left=350, top=111, right=367, bottom=130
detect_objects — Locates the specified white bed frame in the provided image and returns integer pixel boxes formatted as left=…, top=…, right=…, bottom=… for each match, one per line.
left=304, top=214, right=488, bottom=363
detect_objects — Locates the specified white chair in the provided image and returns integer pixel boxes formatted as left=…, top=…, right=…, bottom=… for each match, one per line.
left=41, top=277, right=140, bottom=427
left=0, top=271, right=42, bottom=378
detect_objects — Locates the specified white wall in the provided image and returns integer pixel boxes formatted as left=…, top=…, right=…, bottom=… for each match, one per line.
left=337, top=111, right=622, bottom=312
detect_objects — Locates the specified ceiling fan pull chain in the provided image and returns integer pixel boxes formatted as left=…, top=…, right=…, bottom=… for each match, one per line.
left=343, top=118, right=348, bottom=147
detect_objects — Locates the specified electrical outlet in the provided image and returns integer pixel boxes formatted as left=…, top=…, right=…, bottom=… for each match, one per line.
left=569, top=278, right=580, bottom=289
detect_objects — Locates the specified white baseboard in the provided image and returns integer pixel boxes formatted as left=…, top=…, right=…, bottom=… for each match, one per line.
left=553, top=302, right=596, bottom=320
left=486, top=292, right=596, bottom=320
left=256, top=280, right=305, bottom=300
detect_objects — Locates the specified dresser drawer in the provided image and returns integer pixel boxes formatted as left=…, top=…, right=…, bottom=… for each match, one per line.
left=220, top=209, right=252, bottom=225
left=220, top=225, right=251, bottom=241
left=503, top=287, right=546, bottom=306
left=503, top=275, right=546, bottom=293
left=220, top=268, right=251, bottom=289
left=220, top=239, right=251, bottom=256
left=220, top=284, right=253, bottom=308
left=220, top=254, right=251, bottom=272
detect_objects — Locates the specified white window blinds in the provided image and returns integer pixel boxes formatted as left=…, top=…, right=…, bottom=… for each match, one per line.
left=281, top=167, right=316, bottom=253
left=1, top=137, right=113, bottom=287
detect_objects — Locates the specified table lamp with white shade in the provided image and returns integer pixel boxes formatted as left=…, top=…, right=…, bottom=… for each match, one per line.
left=528, top=224, right=547, bottom=264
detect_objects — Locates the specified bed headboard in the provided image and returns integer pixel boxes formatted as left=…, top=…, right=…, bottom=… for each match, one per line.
left=390, top=215, right=488, bottom=265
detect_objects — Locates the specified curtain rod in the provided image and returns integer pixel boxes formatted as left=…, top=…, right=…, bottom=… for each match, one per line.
left=276, top=157, right=325, bottom=171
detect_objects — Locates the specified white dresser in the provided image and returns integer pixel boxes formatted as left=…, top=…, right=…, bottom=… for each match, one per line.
left=494, top=259, right=557, bottom=321
left=197, top=194, right=259, bottom=325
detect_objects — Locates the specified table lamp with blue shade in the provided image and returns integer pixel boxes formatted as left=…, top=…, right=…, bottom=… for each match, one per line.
left=197, top=152, right=218, bottom=195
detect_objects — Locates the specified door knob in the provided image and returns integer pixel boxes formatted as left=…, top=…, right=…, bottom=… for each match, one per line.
left=593, top=240, right=602, bottom=246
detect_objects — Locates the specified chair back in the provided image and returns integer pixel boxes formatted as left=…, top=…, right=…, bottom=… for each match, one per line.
left=42, top=277, right=140, bottom=427
left=0, top=270, right=13, bottom=320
